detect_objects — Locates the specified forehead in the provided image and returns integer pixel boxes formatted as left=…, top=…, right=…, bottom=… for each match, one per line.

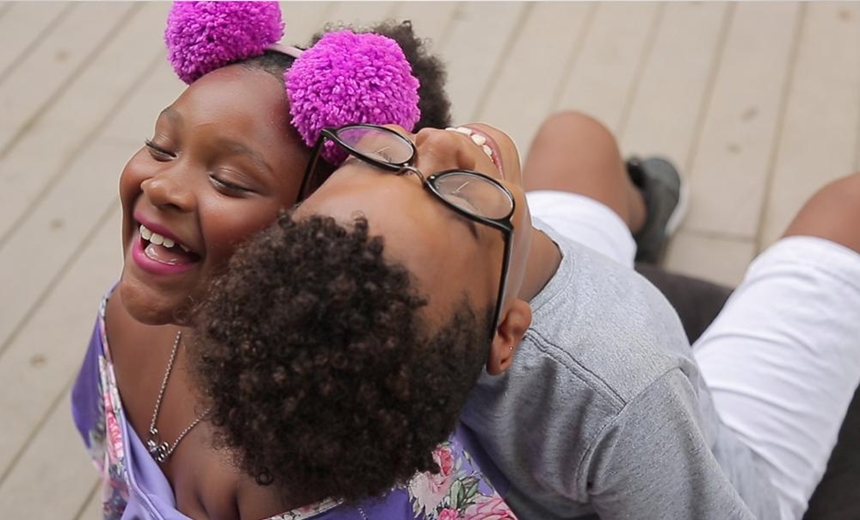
left=170, top=65, right=294, bottom=145
left=296, top=166, right=498, bottom=324
left=297, top=165, right=485, bottom=266
left=168, top=65, right=310, bottom=198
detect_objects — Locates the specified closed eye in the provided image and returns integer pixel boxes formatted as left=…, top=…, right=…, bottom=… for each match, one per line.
left=210, top=174, right=253, bottom=195
left=144, top=139, right=176, bottom=161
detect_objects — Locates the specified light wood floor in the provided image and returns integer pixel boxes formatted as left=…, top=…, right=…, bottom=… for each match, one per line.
left=0, top=2, right=858, bottom=517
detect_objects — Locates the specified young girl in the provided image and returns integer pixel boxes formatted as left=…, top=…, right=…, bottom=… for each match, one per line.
left=71, top=2, right=515, bottom=518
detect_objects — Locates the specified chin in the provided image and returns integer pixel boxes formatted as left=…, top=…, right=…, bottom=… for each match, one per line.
left=117, top=276, right=192, bottom=326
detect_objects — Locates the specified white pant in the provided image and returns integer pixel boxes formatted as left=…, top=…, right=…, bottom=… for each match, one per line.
left=527, top=190, right=860, bottom=520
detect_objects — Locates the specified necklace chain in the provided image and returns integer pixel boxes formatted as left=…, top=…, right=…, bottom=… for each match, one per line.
left=146, top=330, right=210, bottom=464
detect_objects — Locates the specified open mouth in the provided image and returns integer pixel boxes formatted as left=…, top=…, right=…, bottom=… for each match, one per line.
left=138, top=224, right=200, bottom=266
left=447, top=126, right=505, bottom=178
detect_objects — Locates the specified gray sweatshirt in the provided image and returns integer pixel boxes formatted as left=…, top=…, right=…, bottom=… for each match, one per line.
left=461, top=226, right=778, bottom=520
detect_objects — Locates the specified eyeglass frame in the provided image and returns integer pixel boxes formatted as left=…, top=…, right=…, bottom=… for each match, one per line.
left=297, top=123, right=516, bottom=340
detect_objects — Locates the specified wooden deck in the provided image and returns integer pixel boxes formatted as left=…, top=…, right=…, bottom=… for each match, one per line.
left=0, top=2, right=858, bottom=517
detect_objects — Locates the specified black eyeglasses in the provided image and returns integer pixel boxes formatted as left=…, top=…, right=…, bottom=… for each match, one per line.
left=299, top=124, right=515, bottom=339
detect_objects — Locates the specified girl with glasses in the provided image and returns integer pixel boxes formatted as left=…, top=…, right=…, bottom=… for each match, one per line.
left=198, top=111, right=860, bottom=520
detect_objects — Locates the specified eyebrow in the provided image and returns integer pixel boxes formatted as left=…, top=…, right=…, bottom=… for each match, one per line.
left=159, top=106, right=182, bottom=127
left=158, top=107, right=274, bottom=176
left=221, top=141, right=275, bottom=175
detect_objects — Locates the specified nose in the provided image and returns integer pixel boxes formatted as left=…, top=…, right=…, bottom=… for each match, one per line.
left=140, top=164, right=195, bottom=212
left=413, top=128, right=479, bottom=173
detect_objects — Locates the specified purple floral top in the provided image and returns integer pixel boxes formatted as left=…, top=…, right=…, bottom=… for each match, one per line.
left=71, top=288, right=516, bottom=520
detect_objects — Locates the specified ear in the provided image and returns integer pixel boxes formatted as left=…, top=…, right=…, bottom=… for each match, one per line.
left=486, top=299, right=532, bottom=375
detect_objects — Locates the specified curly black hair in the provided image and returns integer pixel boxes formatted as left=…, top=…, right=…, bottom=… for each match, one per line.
left=190, top=212, right=491, bottom=504
left=309, top=20, right=452, bottom=131
left=244, top=20, right=452, bottom=132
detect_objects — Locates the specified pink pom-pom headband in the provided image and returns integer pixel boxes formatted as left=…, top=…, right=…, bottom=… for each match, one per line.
left=164, top=1, right=421, bottom=165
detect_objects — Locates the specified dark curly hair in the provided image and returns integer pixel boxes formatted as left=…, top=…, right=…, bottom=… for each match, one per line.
left=244, top=20, right=451, bottom=132
left=309, top=20, right=451, bottom=131
left=190, top=212, right=491, bottom=504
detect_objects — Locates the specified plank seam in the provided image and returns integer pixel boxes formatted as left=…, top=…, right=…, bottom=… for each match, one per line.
left=468, top=3, right=533, bottom=122
left=617, top=3, right=665, bottom=140
left=0, top=201, right=120, bottom=360
left=548, top=3, right=598, bottom=113
left=0, top=3, right=142, bottom=161
left=0, top=49, right=163, bottom=251
left=0, top=373, right=76, bottom=488
left=0, top=3, right=76, bottom=84
left=73, top=478, right=100, bottom=520
left=754, top=3, right=806, bottom=253
left=682, top=3, right=735, bottom=177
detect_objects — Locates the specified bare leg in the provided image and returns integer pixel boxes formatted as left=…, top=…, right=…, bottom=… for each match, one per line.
left=694, top=172, right=860, bottom=519
left=783, top=172, right=860, bottom=254
left=523, top=111, right=646, bottom=233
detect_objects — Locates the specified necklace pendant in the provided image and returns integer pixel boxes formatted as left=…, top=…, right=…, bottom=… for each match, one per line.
left=147, top=438, right=170, bottom=463
left=146, top=428, right=170, bottom=463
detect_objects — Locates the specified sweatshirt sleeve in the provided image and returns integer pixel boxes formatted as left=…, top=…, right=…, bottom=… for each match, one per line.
left=583, top=368, right=779, bottom=520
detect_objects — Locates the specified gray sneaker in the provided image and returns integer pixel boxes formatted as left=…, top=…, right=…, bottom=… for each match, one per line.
left=627, top=157, right=688, bottom=264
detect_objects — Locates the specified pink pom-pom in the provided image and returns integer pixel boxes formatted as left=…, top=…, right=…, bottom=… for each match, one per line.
left=286, top=30, right=421, bottom=164
left=165, top=1, right=284, bottom=84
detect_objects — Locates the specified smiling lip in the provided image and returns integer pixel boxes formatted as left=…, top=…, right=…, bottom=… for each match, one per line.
left=134, top=213, right=185, bottom=247
left=131, top=235, right=196, bottom=275
left=463, top=126, right=505, bottom=178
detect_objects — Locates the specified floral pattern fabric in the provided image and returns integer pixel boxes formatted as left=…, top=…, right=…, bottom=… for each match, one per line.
left=71, top=288, right=516, bottom=520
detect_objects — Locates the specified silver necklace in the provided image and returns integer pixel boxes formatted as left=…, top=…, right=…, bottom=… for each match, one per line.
left=145, top=330, right=210, bottom=464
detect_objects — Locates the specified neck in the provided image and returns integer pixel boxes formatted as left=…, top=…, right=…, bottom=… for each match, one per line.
left=518, top=226, right=562, bottom=302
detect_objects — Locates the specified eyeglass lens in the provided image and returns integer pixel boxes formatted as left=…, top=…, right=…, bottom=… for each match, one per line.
left=433, top=172, right=514, bottom=221
left=337, top=126, right=414, bottom=165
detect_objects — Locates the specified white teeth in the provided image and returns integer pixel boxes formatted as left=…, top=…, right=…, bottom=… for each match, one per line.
left=482, top=144, right=494, bottom=158
left=470, top=133, right=487, bottom=146
left=139, top=224, right=189, bottom=252
left=149, top=232, right=164, bottom=246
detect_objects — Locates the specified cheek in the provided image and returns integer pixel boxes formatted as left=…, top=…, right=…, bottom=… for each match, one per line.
left=200, top=200, right=284, bottom=267
left=427, top=236, right=494, bottom=314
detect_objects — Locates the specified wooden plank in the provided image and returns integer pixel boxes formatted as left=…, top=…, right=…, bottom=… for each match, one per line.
left=0, top=2, right=71, bottom=81
left=100, top=62, right=185, bottom=150
left=280, top=1, right=336, bottom=46
left=390, top=1, right=459, bottom=51
left=0, top=55, right=177, bottom=475
left=684, top=3, right=801, bottom=240
left=0, top=203, right=122, bottom=480
left=439, top=2, right=528, bottom=123
left=0, top=61, right=179, bottom=355
left=75, top=482, right=102, bottom=520
left=0, top=388, right=100, bottom=518
left=621, top=2, right=729, bottom=170
left=325, top=1, right=400, bottom=30
left=0, top=2, right=169, bottom=247
left=759, top=2, right=860, bottom=248
left=476, top=2, right=594, bottom=155
left=664, top=231, right=757, bottom=288
left=555, top=2, right=662, bottom=134
left=0, top=2, right=137, bottom=155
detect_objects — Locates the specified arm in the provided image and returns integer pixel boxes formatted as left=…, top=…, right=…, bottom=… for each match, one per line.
left=584, top=369, right=778, bottom=520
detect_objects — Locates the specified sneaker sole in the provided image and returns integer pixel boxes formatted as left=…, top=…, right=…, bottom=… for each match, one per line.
left=665, top=172, right=689, bottom=238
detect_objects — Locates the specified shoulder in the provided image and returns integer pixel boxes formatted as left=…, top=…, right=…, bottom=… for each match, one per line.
left=523, top=238, right=696, bottom=404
